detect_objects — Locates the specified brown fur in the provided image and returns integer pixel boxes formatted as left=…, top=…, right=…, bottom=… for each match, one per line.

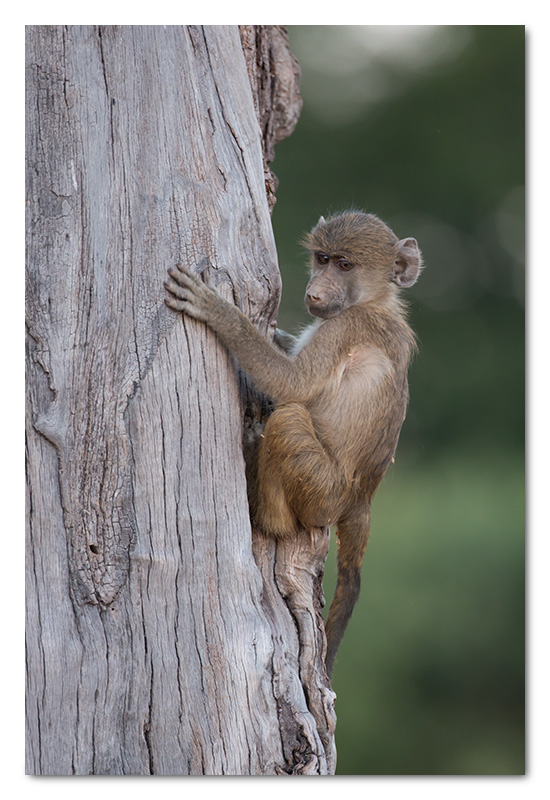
left=164, top=211, right=422, bottom=677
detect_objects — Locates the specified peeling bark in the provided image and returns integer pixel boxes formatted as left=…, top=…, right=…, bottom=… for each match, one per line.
left=26, top=24, right=335, bottom=776
left=239, top=25, right=302, bottom=211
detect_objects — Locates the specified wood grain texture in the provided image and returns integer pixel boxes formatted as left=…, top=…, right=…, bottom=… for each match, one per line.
left=26, top=24, right=335, bottom=775
left=239, top=25, right=303, bottom=211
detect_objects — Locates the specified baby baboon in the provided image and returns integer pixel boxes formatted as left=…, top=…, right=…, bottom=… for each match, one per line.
left=165, top=211, right=422, bottom=676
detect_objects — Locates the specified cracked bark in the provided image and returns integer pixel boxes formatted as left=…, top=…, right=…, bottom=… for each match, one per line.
left=26, top=25, right=336, bottom=775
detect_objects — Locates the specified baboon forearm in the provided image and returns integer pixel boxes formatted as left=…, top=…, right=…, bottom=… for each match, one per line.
left=210, top=308, right=310, bottom=404
left=164, top=263, right=321, bottom=403
left=273, top=328, right=297, bottom=354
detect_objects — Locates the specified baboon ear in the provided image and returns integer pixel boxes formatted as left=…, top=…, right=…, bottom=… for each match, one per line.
left=316, top=215, right=326, bottom=227
left=391, top=238, right=422, bottom=288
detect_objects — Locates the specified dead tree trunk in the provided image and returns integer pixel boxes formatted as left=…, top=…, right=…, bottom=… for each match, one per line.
left=25, top=25, right=336, bottom=776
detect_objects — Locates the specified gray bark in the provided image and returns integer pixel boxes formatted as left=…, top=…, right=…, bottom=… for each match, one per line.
left=26, top=24, right=336, bottom=776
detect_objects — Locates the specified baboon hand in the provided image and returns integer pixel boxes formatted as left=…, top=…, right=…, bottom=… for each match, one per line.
left=164, top=264, right=223, bottom=323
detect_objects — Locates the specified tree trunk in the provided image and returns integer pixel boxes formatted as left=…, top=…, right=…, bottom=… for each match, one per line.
left=25, top=24, right=336, bottom=776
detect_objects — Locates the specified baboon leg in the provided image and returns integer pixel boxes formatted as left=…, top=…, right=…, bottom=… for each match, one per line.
left=255, top=402, right=343, bottom=537
left=325, top=503, right=371, bottom=677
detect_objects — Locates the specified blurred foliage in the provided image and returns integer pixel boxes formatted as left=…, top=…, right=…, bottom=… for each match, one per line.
left=270, top=25, right=525, bottom=774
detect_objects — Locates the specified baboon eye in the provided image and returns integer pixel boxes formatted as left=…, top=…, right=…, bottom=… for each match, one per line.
left=338, top=259, right=354, bottom=271
left=316, top=252, right=329, bottom=265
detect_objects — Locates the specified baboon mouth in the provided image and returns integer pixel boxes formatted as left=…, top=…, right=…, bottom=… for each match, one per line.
left=307, top=303, right=341, bottom=319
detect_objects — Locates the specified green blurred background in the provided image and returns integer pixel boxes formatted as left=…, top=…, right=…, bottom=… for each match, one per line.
left=270, top=25, right=525, bottom=775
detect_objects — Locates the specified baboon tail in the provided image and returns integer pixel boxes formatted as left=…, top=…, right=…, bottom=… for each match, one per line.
left=325, top=506, right=370, bottom=678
